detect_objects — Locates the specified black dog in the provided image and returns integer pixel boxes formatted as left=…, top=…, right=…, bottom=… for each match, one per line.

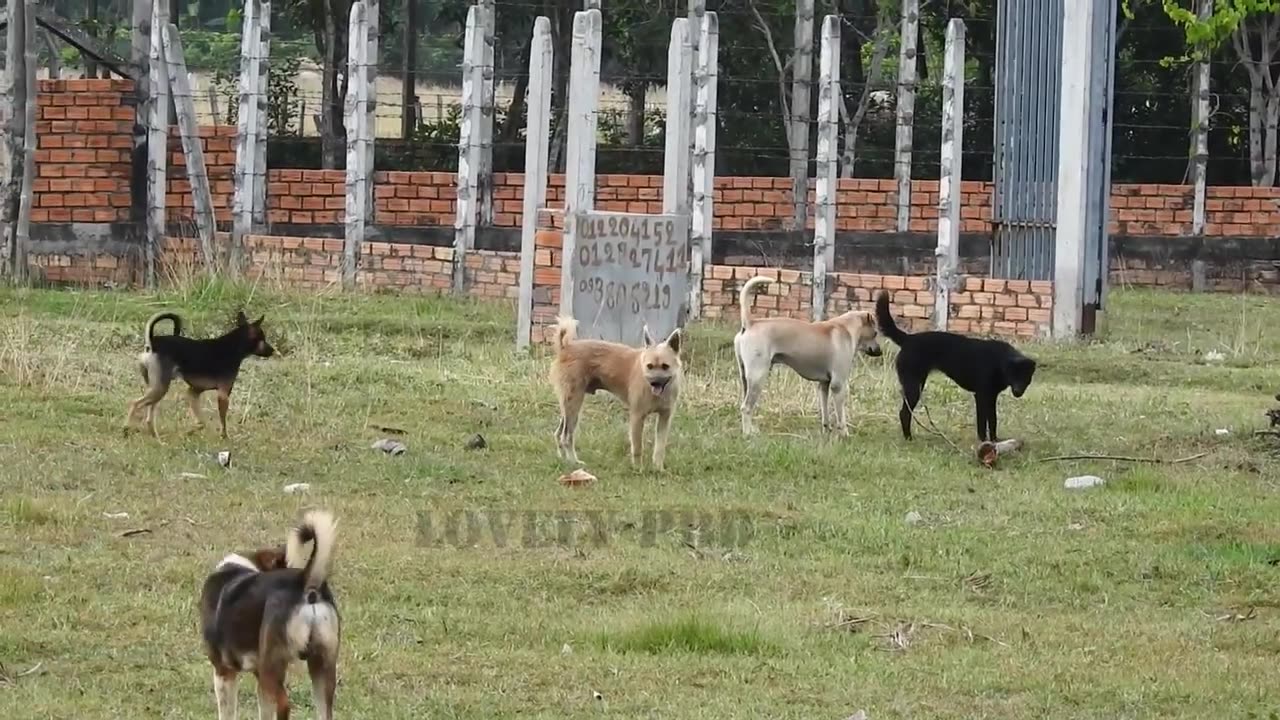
left=875, top=291, right=1036, bottom=442
left=124, top=310, right=275, bottom=439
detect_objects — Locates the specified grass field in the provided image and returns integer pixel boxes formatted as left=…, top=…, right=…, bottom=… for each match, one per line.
left=3, top=281, right=1280, bottom=719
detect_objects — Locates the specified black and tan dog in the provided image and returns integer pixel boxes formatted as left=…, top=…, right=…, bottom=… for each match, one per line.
left=875, top=290, right=1036, bottom=443
left=199, top=510, right=340, bottom=720
left=124, top=310, right=274, bottom=439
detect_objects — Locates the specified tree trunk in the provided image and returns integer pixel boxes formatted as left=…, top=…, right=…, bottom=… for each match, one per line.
left=401, top=0, right=418, bottom=138
left=498, top=39, right=532, bottom=144
left=1266, top=89, right=1280, bottom=188
left=840, top=9, right=891, bottom=178
left=915, top=20, right=927, bottom=83
left=626, top=82, right=646, bottom=145
left=320, top=1, right=340, bottom=168
left=1232, top=14, right=1280, bottom=187
left=86, top=0, right=100, bottom=78
left=547, top=3, right=572, bottom=172
left=1245, top=72, right=1273, bottom=186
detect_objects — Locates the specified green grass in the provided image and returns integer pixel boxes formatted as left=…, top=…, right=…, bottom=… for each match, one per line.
left=2, top=281, right=1280, bottom=718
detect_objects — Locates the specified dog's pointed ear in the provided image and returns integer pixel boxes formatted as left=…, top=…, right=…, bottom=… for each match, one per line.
left=235, top=310, right=249, bottom=326
left=642, top=324, right=656, bottom=347
left=665, top=328, right=683, bottom=354
left=253, top=315, right=265, bottom=327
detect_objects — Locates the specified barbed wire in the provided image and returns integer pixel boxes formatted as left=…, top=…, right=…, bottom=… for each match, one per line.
left=35, top=4, right=1268, bottom=184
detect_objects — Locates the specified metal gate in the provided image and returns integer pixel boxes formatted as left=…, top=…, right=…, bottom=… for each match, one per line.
left=993, top=0, right=1115, bottom=334
left=991, top=0, right=1064, bottom=281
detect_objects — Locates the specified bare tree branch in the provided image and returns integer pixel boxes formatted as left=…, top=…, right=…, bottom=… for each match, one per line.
left=838, top=3, right=892, bottom=177
left=745, top=0, right=791, bottom=128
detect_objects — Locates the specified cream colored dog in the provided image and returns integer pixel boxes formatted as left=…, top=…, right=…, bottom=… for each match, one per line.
left=549, top=317, right=683, bottom=470
left=733, top=276, right=882, bottom=435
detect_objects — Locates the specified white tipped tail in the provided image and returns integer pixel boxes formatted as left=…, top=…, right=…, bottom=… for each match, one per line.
left=552, top=316, right=579, bottom=353
left=286, top=509, right=337, bottom=590
left=738, top=276, right=772, bottom=330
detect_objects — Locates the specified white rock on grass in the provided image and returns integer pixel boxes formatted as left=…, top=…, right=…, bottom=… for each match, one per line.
left=904, top=511, right=923, bottom=526
left=283, top=483, right=311, bottom=494
left=1064, top=475, right=1105, bottom=490
left=372, top=438, right=407, bottom=456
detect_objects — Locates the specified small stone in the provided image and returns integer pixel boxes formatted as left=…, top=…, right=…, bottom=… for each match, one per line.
left=283, top=483, right=311, bottom=494
left=561, top=643, right=572, bottom=656
left=371, top=438, right=407, bottom=456
left=102, top=512, right=129, bottom=519
left=464, top=433, right=487, bottom=450
left=1215, top=428, right=1230, bottom=436
left=217, top=451, right=231, bottom=468
left=1064, top=475, right=1105, bottom=490
left=904, top=511, right=923, bottom=526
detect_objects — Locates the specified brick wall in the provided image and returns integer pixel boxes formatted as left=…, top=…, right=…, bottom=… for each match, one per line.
left=160, top=235, right=516, bottom=298
left=33, top=79, right=134, bottom=223
left=167, top=126, right=237, bottom=225
left=29, top=80, right=1280, bottom=240
left=37, top=228, right=1050, bottom=339
left=525, top=222, right=1051, bottom=341
left=29, top=250, right=133, bottom=285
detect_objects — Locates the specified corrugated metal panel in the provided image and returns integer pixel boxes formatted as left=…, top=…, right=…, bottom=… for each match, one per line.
left=991, top=0, right=1063, bottom=281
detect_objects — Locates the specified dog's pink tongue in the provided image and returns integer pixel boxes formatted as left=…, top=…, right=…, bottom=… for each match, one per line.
left=651, top=384, right=663, bottom=396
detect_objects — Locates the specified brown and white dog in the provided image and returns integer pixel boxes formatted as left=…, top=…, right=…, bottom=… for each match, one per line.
left=734, top=276, right=883, bottom=436
left=199, top=510, right=340, bottom=720
left=549, top=316, right=683, bottom=470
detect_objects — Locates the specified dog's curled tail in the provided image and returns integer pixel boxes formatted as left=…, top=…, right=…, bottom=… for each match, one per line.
left=874, top=290, right=909, bottom=345
left=144, top=312, right=182, bottom=350
left=552, top=316, right=579, bottom=353
left=287, top=510, right=337, bottom=592
left=738, top=276, right=772, bottom=330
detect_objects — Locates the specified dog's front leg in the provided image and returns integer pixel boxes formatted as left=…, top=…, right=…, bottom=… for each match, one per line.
left=215, top=385, right=232, bottom=440
left=628, top=410, right=647, bottom=467
left=213, top=669, right=239, bottom=720
left=652, top=409, right=673, bottom=471
left=976, top=393, right=998, bottom=442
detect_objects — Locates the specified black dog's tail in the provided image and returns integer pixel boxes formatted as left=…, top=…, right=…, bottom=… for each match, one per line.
left=144, top=312, right=182, bottom=350
left=874, top=291, right=910, bottom=346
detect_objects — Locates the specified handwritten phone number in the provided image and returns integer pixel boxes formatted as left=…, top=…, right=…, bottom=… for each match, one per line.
left=576, top=278, right=675, bottom=314
left=575, top=241, right=686, bottom=275
left=575, top=215, right=678, bottom=244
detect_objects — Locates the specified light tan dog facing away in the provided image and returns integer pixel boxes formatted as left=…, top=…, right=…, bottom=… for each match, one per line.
left=549, top=317, right=683, bottom=470
left=733, top=276, right=883, bottom=436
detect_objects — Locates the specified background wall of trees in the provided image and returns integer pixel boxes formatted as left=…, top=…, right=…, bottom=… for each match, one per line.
left=20, top=0, right=1280, bottom=186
